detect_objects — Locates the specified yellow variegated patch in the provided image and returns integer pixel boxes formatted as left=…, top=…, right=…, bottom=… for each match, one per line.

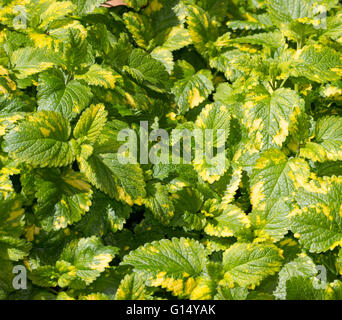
left=75, top=65, right=121, bottom=89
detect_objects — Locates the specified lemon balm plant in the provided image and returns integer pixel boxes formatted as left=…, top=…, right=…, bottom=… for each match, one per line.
left=0, top=0, right=342, bottom=300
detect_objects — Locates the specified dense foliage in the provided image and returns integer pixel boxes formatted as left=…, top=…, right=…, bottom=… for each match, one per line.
left=0, top=0, right=342, bottom=300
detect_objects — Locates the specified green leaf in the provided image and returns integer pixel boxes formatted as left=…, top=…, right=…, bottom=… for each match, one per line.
left=37, top=69, right=93, bottom=120
left=82, top=267, right=126, bottom=299
left=285, top=276, right=326, bottom=300
left=71, top=0, right=104, bottom=16
left=172, top=69, right=214, bottom=114
left=123, top=12, right=153, bottom=49
left=227, top=20, right=266, bottom=31
left=195, top=102, right=231, bottom=142
left=267, top=0, right=314, bottom=23
left=78, top=125, right=146, bottom=205
left=170, top=187, right=205, bottom=231
left=115, top=273, right=153, bottom=300
left=78, top=153, right=116, bottom=197
left=242, top=88, right=305, bottom=151
left=250, top=149, right=310, bottom=209
left=34, top=168, right=92, bottom=231
left=0, top=196, right=25, bottom=236
left=322, top=14, right=342, bottom=42
left=74, top=104, right=108, bottom=145
left=326, top=280, right=342, bottom=299
left=300, top=116, right=342, bottom=162
left=209, top=50, right=245, bottom=81
left=250, top=198, right=292, bottom=242
left=204, top=204, right=250, bottom=238
left=151, top=47, right=174, bottom=74
left=0, top=236, right=31, bottom=261
left=292, top=45, right=342, bottom=83
left=162, top=26, right=192, bottom=51
left=63, top=29, right=94, bottom=72
left=123, top=0, right=180, bottom=50
left=0, top=260, right=15, bottom=299
left=193, top=102, right=230, bottom=183
left=38, top=1, right=75, bottom=31
left=57, top=236, right=119, bottom=289
left=230, top=32, right=283, bottom=49
left=299, top=142, right=327, bottom=163
left=189, top=261, right=225, bottom=300
left=74, top=64, right=121, bottom=89
left=75, top=191, right=131, bottom=236
left=3, top=111, right=75, bottom=167
left=11, top=48, right=61, bottom=79
left=144, top=182, right=174, bottom=224
left=124, top=49, right=170, bottom=92
left=30, top=265, right=60, bottom=288
left=101, top=153, right=146, bottom=205
left=290, top=176, right=342, bottom=253
left=222, top=242, right=283, bottom=288
left=316, top=161, right=342, bottom=177
left=220, top=166, right=243, bottom=206
left=273, top=254, right=317, bottom=299
left=186, top=4, right=218, bottom=57
left=214, top=286, right=249, bottom=300
left=122, top=237, right=208, bottom=296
